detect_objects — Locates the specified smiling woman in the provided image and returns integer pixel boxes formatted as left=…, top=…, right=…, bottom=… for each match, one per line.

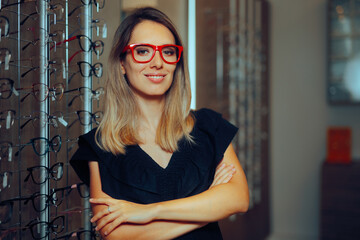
left=120, top=20, right=177, bottom=99
left=70, top=7, right=249, bottom=240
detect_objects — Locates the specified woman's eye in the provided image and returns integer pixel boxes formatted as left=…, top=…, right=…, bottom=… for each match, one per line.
left=163, top=49, right=175, bottom=56
left=136, top=49, right=150, bottom=56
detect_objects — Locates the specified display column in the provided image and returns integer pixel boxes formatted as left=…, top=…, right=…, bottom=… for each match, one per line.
left=83, top=2, right=92, bottom=233
left=38, top=0, right=50, bottom=239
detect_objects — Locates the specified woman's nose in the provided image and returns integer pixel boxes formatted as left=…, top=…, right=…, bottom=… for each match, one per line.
left=150, top=51, right=163, bottom=68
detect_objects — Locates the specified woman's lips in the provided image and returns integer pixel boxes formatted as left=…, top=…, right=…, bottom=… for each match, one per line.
left=145, top=74, right=166, bottom=83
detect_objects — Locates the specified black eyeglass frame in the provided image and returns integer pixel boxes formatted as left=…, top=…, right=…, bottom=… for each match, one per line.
left=24, top=162, right=64, bottom=184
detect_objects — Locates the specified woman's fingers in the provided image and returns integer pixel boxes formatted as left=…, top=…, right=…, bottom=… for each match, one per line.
left=95, top=208, right=126, bottom=235
left=90, top=198, right=155, bottom=235
left=102, top=217, right=125, bottom=235
left=89, top=198, right=111, bottom=205
left=216, top=166, right=236, bottom=184
left=89, top=198, right=114, bottom=223
left=211, top=163, right=236, bottom=187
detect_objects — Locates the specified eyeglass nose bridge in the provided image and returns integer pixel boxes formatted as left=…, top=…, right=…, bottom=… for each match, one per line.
left=149, top=46, right=164, bottom=63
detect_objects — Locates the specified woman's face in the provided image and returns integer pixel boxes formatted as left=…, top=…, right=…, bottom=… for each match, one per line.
left=121, top=20, right=177, bottom=100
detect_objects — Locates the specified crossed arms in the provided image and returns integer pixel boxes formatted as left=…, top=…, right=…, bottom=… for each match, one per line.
left=88, top=143, right=249, bottom=240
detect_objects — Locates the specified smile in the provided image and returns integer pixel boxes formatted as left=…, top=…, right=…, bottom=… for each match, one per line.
left=145, top=74, right=166, bottom=83
left=147, top=75, right=164, bottom=79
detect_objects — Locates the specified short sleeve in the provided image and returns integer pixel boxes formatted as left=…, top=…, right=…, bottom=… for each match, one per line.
left=194, top=108, right=238, bottom=165
left=70, top=128, right=100, bottom=185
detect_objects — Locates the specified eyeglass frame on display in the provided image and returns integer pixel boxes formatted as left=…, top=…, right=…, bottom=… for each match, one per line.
left=15, top=82, right=65, bottom=103
left=15, top=135, right=62, bottom=157
left=67, top=110, right=103, bottom=129
left=52, top=183, right=90, bottom=200
left=24, top=162, right=63, bottom=185
left=64, top=86, right=104, bottom=107
left=50, top=34, right=104, bottom=57
left=20, top=110, right=68, bottom=129
left=67, top=61, right=103, bottom=84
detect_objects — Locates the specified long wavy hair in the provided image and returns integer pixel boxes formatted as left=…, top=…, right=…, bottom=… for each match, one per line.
left=95, top=7, right=194, bottom=155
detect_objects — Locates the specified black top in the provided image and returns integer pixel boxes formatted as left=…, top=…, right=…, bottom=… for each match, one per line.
left=70, top=108, right=238, bottom=240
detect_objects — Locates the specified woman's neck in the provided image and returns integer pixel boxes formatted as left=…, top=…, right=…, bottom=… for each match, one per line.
left=136, top=94, right=165, bottom=132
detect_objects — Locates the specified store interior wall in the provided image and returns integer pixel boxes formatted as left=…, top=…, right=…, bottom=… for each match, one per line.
left=268, top=0, right=360, bottom=239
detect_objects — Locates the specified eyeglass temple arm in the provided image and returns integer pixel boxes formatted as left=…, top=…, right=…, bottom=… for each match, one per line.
left=68, top=5, right=83, bottom=17
left=63, top=88, right=80, bottom=94
left=20, top=118, right=32, bottom=129
left=20, top=93, right=31, bottom=102
left=20, top=11, right=37, bottom=26
left=1, top=1, right=22, bottom=9
left=68, top=71, right=80, bottom=84
left=14, top=142, right=31, bottom=157
left=68, top=49, right=83, bottom=63
left=22, top=38, right=39, bottom=51
left=68, top=44, right=102, bottom=64
left=67, top=95, right=80, bottom=107
left=23, top=171, right=32, bottom=182
left=21, top=66, right=39, bottom=78
left=50, top=35, right=77, bottom=51
left=67, top=119, right=78, bottom=129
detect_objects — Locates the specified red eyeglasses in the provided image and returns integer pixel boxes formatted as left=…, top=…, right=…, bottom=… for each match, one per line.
left=122, top=43, right=183, bottom=64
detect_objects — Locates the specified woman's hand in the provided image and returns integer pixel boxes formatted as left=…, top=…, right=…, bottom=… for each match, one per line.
left=89, top=198, right=156, bottom=236
left=210, top=162, right=236, bottom=188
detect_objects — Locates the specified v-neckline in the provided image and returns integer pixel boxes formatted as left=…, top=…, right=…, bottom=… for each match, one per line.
left=136, top=145, right=175, bottom=170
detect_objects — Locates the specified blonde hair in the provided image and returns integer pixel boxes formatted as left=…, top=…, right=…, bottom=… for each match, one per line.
left=96, top=7, right=194, bottom=155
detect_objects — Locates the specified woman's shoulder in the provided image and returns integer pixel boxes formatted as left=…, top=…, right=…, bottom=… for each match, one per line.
left=191, top=108, right=227, bottom=131
left=74, top=127, right=107, bottom=158
left=77, top=128, right=99, bottom=150
left=192, top=107, right=221, bottom=119
left=80, top=127, right=97, bottom=142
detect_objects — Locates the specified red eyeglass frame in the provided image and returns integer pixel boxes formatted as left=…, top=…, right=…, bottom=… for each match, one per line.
left=122, top=43, right=183, bottom=64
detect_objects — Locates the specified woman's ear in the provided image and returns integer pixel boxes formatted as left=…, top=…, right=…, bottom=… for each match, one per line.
left=120, top=60, right=126, bottom=75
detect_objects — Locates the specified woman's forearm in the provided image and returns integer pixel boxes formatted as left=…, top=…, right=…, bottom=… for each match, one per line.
left=152, top=181, right=248, bottom=223
left=149, top=144, right=249, bottom=223
left=102, top=220, right=206, bottom=240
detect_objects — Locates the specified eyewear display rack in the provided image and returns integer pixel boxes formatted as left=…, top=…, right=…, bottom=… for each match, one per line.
left=0, top=0, right=105, bottom=239
left=196, top=0, right=269, bottom=239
